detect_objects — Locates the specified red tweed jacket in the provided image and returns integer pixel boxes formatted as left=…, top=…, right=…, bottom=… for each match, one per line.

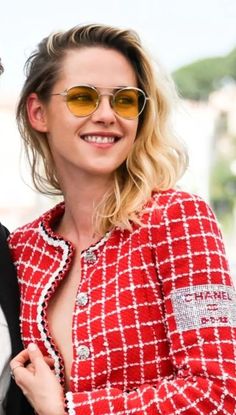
left=8, top=190, right=236, bottom=415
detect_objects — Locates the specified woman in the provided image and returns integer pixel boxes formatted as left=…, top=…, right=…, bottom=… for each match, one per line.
left=9, top=24, right=236, bottom=415
left=0, top=61, right=33, bottom=415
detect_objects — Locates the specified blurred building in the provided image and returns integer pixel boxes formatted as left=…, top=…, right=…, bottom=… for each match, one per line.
left=0, top=99, right=58, bottom=230
left=176, top=82, right=236, bottom=279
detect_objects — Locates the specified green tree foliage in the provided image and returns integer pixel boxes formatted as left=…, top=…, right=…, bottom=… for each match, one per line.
left=173, top=48, right=236, bottom=100
left=210, top=133, right=236, bottom=230
left=210, top=159, right=236, bottom=223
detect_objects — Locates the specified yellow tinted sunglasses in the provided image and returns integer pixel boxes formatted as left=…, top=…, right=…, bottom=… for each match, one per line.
left=51, top=85, right=149, bottom=119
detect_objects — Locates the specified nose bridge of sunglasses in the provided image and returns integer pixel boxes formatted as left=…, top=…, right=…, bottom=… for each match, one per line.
left=95, top=91, right=116, bottom=113
left=98, top=91, right=114, bottom=104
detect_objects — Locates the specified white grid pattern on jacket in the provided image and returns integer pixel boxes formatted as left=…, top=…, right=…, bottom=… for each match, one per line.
left=8, top=189, right=236, bottom=415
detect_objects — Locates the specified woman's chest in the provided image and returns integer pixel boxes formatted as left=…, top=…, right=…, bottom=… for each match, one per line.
left=19, top=237, right=171, bottom=390
left=20, top=242, right=164, bottom=331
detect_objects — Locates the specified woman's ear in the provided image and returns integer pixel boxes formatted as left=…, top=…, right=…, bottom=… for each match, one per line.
left=27, top=93, right=48, bottom=132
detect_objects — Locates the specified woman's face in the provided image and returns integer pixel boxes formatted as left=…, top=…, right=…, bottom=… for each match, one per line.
left=28, top=47, right=139, bottom=184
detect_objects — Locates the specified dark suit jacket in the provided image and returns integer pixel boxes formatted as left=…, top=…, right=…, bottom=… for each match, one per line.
left=0, top=223, right=34, bottom=415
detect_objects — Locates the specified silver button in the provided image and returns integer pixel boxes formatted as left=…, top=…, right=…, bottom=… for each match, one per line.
left=84, top=250, right=97, bottom=263
left=77, top=345, right=90, bottom=360
left=77, top=292, right=88, bottom=307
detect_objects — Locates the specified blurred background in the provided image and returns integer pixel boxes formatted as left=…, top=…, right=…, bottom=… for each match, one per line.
left=0, top=0, right=235, bottom=279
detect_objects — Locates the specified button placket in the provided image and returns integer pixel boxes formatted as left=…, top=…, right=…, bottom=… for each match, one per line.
left=84, top=249, right=97, bottom=264
left=77, top=345, right=90, bottom=360
left=77, top=292, right=88, bottom=307
left=75, top=247, right=98, bottom=366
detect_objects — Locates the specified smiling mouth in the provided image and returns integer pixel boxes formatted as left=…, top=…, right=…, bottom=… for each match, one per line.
left=81, top=135, right=121, bottom=144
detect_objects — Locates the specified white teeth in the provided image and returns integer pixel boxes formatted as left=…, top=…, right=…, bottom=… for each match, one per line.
left=83, top=135, right=116, bottom=144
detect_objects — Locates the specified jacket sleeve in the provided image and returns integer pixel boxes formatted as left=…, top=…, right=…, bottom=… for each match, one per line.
left=64, top=193, right=236, bottom=415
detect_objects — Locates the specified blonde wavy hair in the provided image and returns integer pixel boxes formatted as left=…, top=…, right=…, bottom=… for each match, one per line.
left=17, top=23, right=188, bottom=233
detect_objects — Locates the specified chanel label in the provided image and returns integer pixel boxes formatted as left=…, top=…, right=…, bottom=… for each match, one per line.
left=171, top=284, right=236, bottom=331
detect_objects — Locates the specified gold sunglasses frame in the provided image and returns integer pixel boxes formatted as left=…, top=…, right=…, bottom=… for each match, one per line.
left=51, top=85, right=149, bottom=119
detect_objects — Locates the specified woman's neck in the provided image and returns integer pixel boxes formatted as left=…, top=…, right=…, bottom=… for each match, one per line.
left=56, top=176, right=112, bottom=250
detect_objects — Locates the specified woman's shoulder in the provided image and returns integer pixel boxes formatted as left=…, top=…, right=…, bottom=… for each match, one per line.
left=151, top=187, right=207, bottom=205
left=8, top=202, right=65, bottom=247
left=146, top=188, right=215, bottom=224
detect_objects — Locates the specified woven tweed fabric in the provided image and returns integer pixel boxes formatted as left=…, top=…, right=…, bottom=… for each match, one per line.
left=8, top=189, right=236, bottom=415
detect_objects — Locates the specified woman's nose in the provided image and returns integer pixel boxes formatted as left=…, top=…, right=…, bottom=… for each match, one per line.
left=91, top=95, right=116, bottom=124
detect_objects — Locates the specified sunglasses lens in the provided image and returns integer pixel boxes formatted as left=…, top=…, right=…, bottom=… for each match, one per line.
left=66, top=86, right=98, bottom=116
left=114, top=88, right=145, bottom=118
